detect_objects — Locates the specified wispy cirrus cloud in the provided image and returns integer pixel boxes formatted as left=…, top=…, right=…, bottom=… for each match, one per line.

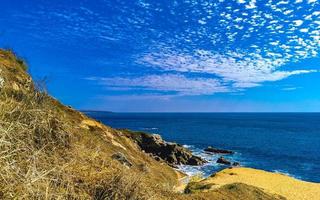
left=87, top=74, right=229, bottom=96
left=281, top=86, right=302, bottom=91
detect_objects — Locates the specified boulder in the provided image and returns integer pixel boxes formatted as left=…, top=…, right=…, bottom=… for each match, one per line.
left=111, top=152, right=132, bottom=167
left=217, top=156, right=231, bottom=165
left=204, top=146, right=234, bottom=154
left=232, top=162, right=240, bottom=166
left=122, top=130, right=207, bottom=166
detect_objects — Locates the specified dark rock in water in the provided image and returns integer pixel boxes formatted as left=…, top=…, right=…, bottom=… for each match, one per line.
left=232, top=162, right=240, bottom=166
left=122, top=130, right=207, bottom=166
left=217, top=156, right=231, bottom=165
left=111, top=152, right=132, bottom=167
left=204, top=146, right=234, bottom=154
left=187, top=156, right=206, bottom=166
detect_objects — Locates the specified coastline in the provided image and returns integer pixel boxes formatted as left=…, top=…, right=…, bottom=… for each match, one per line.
left=85, top=110, right=320, bottom=199
left=174, top=165, right=320, bottom=200
left=86, top=111, right=320, bottom=183
left=178, top=144, right=236, bottom=177
left=171, top=143, right=320, bottom=199
left=1, top=49, right=319, bottom=199
left=178, top=145, right=306, bottom=181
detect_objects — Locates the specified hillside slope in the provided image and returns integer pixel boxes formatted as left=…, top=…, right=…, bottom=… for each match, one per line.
left=0, top=49, right=286, bottom=199
left=0, top=49, right=180, bottom=199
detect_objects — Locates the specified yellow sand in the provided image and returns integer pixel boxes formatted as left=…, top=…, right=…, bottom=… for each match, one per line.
left=174, top=172, right=189, bottom=193
left=203, top=167, right=320, bottom=200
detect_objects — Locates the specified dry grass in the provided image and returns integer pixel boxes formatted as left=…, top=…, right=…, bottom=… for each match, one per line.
left=0, top=88, right=72, bottom=199
left=0, top=49, right=161, bottom=199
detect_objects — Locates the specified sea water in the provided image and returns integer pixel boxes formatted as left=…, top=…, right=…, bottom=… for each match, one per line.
left=85, top=112, right=320, bottom=183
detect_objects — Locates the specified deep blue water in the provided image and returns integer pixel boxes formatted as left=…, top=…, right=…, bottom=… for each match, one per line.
left=85, top=112, right=320, bottom=183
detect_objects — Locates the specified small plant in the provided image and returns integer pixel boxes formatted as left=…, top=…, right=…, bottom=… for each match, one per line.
left=16, top=57, right=28, bottom=71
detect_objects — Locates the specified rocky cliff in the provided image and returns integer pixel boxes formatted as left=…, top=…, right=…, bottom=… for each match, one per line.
left=121, top=130, right=206, bottom=167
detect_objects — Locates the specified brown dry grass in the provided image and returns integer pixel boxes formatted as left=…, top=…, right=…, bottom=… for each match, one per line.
left=0, top=49, right=166, bottom=199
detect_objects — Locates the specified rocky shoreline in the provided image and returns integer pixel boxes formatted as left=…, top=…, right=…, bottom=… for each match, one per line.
left=121, top=129, right=207, bottom=167
left=120, top=129, right=240, bottom=170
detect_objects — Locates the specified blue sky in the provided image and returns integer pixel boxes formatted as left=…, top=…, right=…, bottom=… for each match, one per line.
left=1, top=0, right=320, bottom=112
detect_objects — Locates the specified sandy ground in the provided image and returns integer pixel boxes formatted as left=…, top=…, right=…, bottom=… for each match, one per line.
left=174, top=170, right=189, bottom=193
left=201, top=167, right=320, bottom=200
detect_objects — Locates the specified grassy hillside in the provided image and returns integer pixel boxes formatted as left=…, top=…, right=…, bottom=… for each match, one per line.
left=0, top=49, right=179, bottom=199
left=0, top=49, right=286, bottom=200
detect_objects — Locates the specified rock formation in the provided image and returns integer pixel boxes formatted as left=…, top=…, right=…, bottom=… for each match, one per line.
left=111, top=152, right=133, bottom=167
left=204, top=146, right=234, bottom=154
left=122, top=130, right=207, bottom=166
left=217, top=156, right=232, bottom=165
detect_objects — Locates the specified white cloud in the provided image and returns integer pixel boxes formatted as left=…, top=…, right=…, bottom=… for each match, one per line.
left=98, top=94, right=176, bottom=101
left=300, top=28, right=309, bottom=32
left=270, top=41, right=280, bottom=45
left=313, top=11, right=320, bottom=16
left=138, top=50, right=317, bottom=90
left=246, top=0, right=257, bottom=9
left=293, top=20, right=304, bottom=26
left=18, top=0, right=320, bottom=97
left=238, top=0, right=246, bottom=3
left=233, top=82, right=261, bottom=88
left=282, top=87, right=299, bottom=91
left=198, top=19, right=207, bottom=25
left=284, top=10, right=293, bottom=15
left=89, top=74, right=229, bottom=96
left=308, top=0, right=317, bottom=4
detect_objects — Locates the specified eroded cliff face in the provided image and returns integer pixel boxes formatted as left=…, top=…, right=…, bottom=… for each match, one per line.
left=0, top=49, right=288, bottom=200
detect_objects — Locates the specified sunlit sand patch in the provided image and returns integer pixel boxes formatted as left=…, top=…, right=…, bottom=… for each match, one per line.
left=201, top=167, right=320, bottom=200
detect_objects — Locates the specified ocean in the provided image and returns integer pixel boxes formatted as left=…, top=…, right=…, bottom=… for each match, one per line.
left=85, top=112, right=320, bottom=183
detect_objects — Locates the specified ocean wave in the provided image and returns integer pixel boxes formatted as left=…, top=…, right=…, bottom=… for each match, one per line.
left=141, top=127, right=159, bottom=130
left=178, top=145, right=241, bottom=177
left=178, top=165, right=205, bottom=177
left=182, top=144, right=194, bottom=149
left=273, top=170, right=302, bottom=180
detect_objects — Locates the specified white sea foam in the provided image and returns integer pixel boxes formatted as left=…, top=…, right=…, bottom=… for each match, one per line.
left=178, top=145, right=242, bottom=177
left=182, top=144, right=194, bottom=149
left=178, top=165, right=204, bottom=177
left=180, top=145, right=305, bottom=181
left=273, top=170, right=302, bottom=180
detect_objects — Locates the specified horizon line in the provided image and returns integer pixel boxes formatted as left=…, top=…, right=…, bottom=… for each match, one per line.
left=80, top=110, right=320, bottom=114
